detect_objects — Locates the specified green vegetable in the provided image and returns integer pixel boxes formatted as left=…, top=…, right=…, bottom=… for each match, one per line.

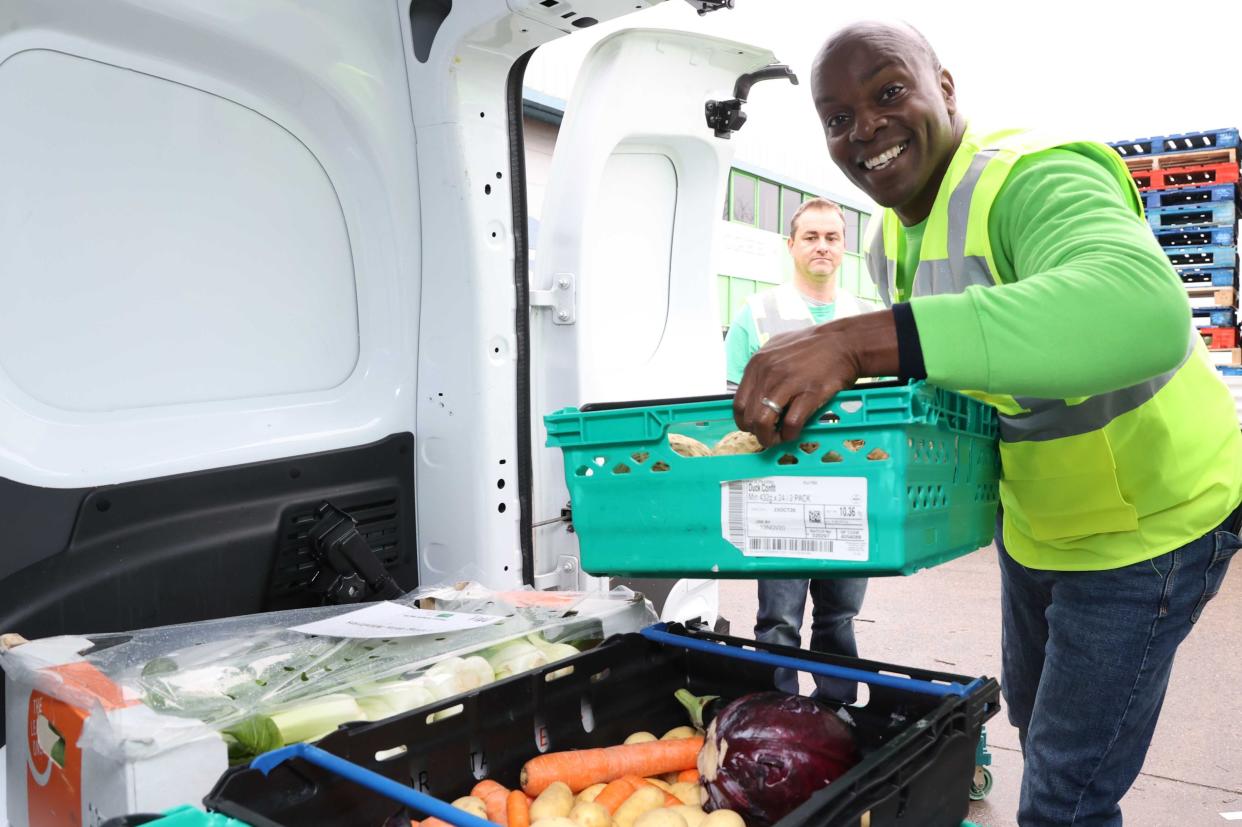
left=269, top=694, right=366, bottom=745
left=484, top=640, right=548, bottom=679
left=527, top=634, right=580, bottom=679
left=354, top=678, right=437, bottom=719
left=221, top=715, right=282, bottom=764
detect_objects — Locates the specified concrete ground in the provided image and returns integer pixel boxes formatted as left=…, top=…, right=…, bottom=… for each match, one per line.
left=717, top=547, right=1242, bottom=826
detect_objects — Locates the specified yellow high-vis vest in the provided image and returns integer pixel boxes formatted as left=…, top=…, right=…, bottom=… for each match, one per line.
left=866, top=127, right=1242, bottom=569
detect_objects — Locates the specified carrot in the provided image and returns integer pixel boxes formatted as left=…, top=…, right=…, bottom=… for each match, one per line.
left=519, top=736, right=704, bottom=796
left=471, top=779, right=509, bottom=825
left=677, top=768, right=700, bottom=784
left=506, top=789, right=530, bottom=827
left=593, top=777, right=640, bottom=813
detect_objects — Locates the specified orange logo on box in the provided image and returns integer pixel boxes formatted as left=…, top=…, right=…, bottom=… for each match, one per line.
left=25, top=662, right=135, bottom=827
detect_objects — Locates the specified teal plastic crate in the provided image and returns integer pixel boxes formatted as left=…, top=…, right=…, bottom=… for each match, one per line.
left=101, top=805, right=252, bottom=826
left=545, top=381, right=1000, bottom=578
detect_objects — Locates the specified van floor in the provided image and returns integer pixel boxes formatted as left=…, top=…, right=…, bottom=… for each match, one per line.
left=718, top=546, right=1242, bottom=826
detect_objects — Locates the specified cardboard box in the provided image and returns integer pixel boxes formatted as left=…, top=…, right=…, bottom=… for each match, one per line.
left=4, top=635, right=227, bottom=827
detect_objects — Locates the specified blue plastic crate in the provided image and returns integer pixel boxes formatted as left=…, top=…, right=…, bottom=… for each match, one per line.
left=1153, top=226, right=1235, bottom=249
left=1168, top=244, right=1237, bottom=268
left=1143, top=182, right=1237, bottom=210
left=1179, top=266, right=1237, bottom=287
left=1111, top=127, right=1239, bottom=159
left=544, top=382, right=1000, bottom=579
left=1147, top=201, right=1235, bottom=230
left=1193, top=307, right=1238, bottom=327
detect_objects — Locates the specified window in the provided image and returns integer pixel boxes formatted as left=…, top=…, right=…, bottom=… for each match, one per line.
left=758, top=179, right=779, bottom=233
left=730, top=170, right=755, bottom=224
left=780, top=186, right=802, bottom=235
left=718, top=275, right=771, bottom=329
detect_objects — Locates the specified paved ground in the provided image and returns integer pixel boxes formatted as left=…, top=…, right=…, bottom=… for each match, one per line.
left=717, top=546, right=1242, bottom=826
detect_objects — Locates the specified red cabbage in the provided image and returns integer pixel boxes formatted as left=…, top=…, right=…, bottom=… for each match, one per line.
left=697, top=692, right=857, bottom=826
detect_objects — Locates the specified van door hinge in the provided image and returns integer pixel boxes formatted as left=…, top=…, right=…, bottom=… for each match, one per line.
left=530, top=273, right=576, bottom=325
left=533, top=554, right=581, bottom=592
left=706, top=64, right=798, bottom=139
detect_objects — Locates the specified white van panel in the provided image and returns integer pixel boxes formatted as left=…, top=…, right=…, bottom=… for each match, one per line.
left=0, top=1, right=420, bottom=488
left=0, top=49, right=358, bottom=412
left=578, top=152, right=677, bottom=398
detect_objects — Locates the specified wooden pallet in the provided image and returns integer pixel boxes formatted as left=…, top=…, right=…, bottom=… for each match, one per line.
left=1209, top=347, right=1242, bottom=367
left=1124, top=146, right=1238, bottom=172
left=1184, top=285, right=1237, bottom=308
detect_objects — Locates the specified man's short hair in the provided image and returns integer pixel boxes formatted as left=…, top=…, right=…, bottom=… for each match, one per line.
left=789, top=197, right=845, bottom=237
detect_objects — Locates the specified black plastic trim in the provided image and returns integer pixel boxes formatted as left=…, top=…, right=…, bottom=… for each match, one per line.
left=409, top=0, right=453, bottom=64
left=0, top=433, right=417, bottom=748
left=508, top=49, right=537, bottom=587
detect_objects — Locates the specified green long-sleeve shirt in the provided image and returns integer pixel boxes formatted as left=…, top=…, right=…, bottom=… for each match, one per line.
left=907, top=148, right=1192, bottom=397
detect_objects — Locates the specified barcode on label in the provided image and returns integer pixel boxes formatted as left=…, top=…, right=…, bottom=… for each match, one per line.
left=748, top=538, right=837, bottom=553
left=726, top=481, right=745, bottom=549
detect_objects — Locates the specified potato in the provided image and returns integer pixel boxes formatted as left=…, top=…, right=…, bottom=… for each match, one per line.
left=568, top=801, right=611, bottom=827
left=670, top=805, right=707, bottom=827
left=668, top=433, right=711, bottom=457
left=701, top=810, right=746, bottom=827
left=530, top=781, right=574, bottom=821
left=669, top=782, right=700, bottom=806
left=624, top=731, right=659, bottom=744
left=646, top=778, right=673, bottom=792
left=576, top=782, right=607, bottom=804
left=712, top=431, right=762, bottom=455
left=613, top=785, right=666, bottom=827
left=450, top=796, right=487, bottom=819
left=661, top=726, right=698, bottom=741
left=635, top=808, right=689, bottom=827
left=531, top=819, right=578, bottom=827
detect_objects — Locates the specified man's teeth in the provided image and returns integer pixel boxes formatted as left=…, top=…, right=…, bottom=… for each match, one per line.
left=864, top=143, right=908, bottom=170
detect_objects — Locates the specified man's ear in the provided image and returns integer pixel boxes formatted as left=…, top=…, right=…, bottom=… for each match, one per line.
left=940, top=68, right=957, bottom=116
left=786, top=234, right=796, bottom=253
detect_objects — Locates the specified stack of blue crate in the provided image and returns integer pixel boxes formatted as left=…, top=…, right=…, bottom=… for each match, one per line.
left=1110, top=127, right=1241, bottom=373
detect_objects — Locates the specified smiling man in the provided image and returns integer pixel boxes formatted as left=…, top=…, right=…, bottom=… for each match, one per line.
left=724, top=197, right=875, bottom=704
left=733, top=21, right=1242, bottom=827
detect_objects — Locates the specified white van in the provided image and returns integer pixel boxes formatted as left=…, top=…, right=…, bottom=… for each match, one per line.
left=0, top=0, right=791, bottom=751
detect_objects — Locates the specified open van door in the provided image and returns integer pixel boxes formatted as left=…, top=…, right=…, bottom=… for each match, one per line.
left=528, top=28, right=783, bottom=622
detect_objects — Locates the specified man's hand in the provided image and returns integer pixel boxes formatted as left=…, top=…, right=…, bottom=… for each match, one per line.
left=733, top=310, right=903, bottom=447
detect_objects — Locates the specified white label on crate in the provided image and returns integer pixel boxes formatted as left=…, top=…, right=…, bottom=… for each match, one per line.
left=721, top=477, right=868, bottom=560
left=289, top=602, right=500, bottom=638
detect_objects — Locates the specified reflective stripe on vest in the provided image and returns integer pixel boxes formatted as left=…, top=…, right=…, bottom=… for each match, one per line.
left=1000, top=336, right=1196, bottom=442
left=867, top=149, right=999, bottom=304
left=749, top=284, right=814, bottom=345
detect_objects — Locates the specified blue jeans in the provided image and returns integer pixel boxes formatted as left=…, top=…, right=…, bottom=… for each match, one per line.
left=754, top=577, right=868, bottom=702
left=999, top=504, right=1241, bottom=826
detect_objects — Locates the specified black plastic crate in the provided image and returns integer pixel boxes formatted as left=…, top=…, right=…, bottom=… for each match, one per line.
left=205, top=625, right=999, bottom=827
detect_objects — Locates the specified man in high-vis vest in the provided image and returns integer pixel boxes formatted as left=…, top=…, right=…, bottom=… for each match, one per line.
left=732, top=21, right=1242, bottom=827
left=725, top=197, right=877, bottom=702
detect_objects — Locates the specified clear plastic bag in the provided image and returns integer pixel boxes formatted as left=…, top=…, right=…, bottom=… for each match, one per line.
left=1, top=583, right=656, bottom=762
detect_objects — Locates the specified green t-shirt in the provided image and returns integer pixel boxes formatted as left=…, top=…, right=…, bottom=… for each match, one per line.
left=725, top=295, right=836, bottom=385
left=905, top=148, right=1193, bottom=398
